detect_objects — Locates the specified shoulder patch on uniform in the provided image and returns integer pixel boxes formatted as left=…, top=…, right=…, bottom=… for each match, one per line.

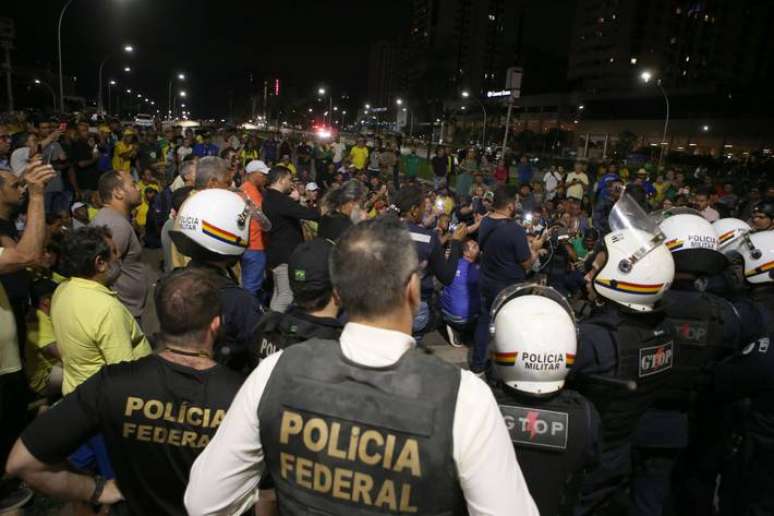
left=409, top=232, right=432, bottom=244
left=758, top=337, right=770, bottom=353
left=639, top=341, right=674, bottom=378
left=498, top=405, right=569, bottom=450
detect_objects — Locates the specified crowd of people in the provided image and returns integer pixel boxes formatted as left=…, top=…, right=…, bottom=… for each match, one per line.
left=0, top=111, right=773, bottom=515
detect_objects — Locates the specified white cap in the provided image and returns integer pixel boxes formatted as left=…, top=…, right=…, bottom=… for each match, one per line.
left=305, top=182, right=319, bottom=192
left=70, top=201, right=86, bottom=214
left=245, top=160, right=270, bottom=174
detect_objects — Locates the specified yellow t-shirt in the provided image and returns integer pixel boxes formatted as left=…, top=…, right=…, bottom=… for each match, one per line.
left=112, top=141, right=135, bottom=172
left=25, top=309, right=58, bottom=395
left=653, top=182, right=670, bottom=205
left=349, top=146, right=369, bottom=170
left=135, top=181, right=161, bottom=227
left=51, top=277, right=151, bottom=394
left=437, top=195, right=455, bottom=216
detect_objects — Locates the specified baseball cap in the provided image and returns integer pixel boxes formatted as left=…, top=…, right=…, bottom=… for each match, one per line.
left=245, top=160, right=270, bottom=175
left=305, top=182, right=319, bottom=192
left=288, top=238, right=333, bottom=297
left=70, top=201, right=86, bottom=214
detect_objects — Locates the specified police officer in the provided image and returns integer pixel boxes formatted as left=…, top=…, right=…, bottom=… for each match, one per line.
left=713, top=230, right=774, bottom=515
left=393, top=185, right=466, bottom=341
left=184, top=216, right=539, bottom=515
left=633, top=209, right=760, bottom=516
left=169, top=188, right=264, bottom=373
left=750, top=200, right=774, bottom=232
left=490, top=284, right=601, bottom=515
left=570, top=193, right=676, bottom=515
left=5, top=268, right=244, bottom=515
left=253, top=238, right=342, bottom=364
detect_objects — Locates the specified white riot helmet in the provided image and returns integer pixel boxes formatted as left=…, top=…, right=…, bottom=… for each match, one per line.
left=592, top=193, right=674, bottom=312
left=653, top=207, right=726, bottom=275
left=740, top=230, right=774, bottom=285
left=713, top=218, right=754, bottom=256
left=170, top=189, right=251, bottom=258
left=490, top=284, right=577, bottom=395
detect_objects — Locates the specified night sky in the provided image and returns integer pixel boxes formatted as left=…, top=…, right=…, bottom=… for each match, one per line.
left=6, top=0, right=411, bottom=117
left=6, top=1, right=574, bottom=118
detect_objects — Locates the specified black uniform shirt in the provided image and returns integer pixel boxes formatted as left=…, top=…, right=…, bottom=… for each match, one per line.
left=254, top=307, right=342, bottom=364
left=21, top=355, right=244, bottom=516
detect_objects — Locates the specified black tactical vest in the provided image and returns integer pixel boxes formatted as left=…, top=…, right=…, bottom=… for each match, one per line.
left=494, top=386, right=597, bottom=516
left=257, top=339, right=467, bottom=516
left=662, top=289, right=736, bottom=407
left=253, top=309, right=343, bottom=364
left=580, top=310, right=675, bottom=446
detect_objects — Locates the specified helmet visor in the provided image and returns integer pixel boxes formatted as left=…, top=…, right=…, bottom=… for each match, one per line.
left=608, top=192, right=666, bottom=266
left=489, top=283, right=576, bottom=333
left=650, top=206, right=704, bottom=226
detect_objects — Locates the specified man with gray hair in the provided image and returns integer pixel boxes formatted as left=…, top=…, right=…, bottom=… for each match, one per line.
left=194, top=156, right=233, bottom=190
left=185, top=216, right=538, bottom=516
left=170, top=155, right=197, bottom=192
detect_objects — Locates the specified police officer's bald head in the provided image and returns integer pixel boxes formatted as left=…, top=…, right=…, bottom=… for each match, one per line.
left=330, top=216, right=419, bottom=320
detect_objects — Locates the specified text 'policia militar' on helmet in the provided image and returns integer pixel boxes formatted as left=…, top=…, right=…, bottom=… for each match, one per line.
left=590, top=192, right=675, bottom=312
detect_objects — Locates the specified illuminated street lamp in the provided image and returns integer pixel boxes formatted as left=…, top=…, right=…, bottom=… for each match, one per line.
left=317, top=86, right=332, bottom=124
left=395, top=98, right=414, bottom=136
left=98, top=43, right=134, bottom=114
left=460, top=90, right=487, bottom=144
left=124, top=66, right=131, bottom=73
left=168, top=72, right=186, bottom=120
left=33, top=79, right=57, bottom=110
left=639, top=70, right=670, bottom=168
left=107, top=80, right=118, bottom=115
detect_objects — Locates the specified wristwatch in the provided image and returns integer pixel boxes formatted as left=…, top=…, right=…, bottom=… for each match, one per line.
left=90, top=475, right=106, bottom=505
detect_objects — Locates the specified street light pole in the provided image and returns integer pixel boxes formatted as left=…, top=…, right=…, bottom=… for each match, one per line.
left=167, top=73, right=185, bottom=120
left=473, top=99, right=487, bottom=145
left=98, top=45, right=132, bottom=115
left=640, top=70, right=670, bottom=169
left=107, top=81, right=114, bottom=115
left=34, top=80, right=57, bottom=110
left=461, top=91, right=487, bottom=145
left=656, top=82, right=670, bottom=170
left=57, top=0, right=74, bottom=112
left=97, top=55, right=110, bottom=114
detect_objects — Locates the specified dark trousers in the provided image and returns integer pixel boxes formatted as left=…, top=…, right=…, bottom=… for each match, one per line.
left=0, top=371, right=29, bottom=468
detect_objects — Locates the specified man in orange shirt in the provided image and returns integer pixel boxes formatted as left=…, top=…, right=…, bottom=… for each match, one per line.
left=240, top=160, right=270, bottom=299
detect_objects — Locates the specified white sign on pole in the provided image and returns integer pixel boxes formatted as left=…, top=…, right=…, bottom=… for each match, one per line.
left=506, top=67, right=523, bottom=99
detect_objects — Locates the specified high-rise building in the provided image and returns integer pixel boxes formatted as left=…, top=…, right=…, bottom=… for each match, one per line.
left=399, top=0, right=526, bottom=102
left=568, top=0, right=774, bottom=94
left=367, top=41, right=395, bottom=107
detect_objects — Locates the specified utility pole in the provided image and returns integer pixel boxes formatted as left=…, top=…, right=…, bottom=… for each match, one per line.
left=263, top=80, right=268, bottom=120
